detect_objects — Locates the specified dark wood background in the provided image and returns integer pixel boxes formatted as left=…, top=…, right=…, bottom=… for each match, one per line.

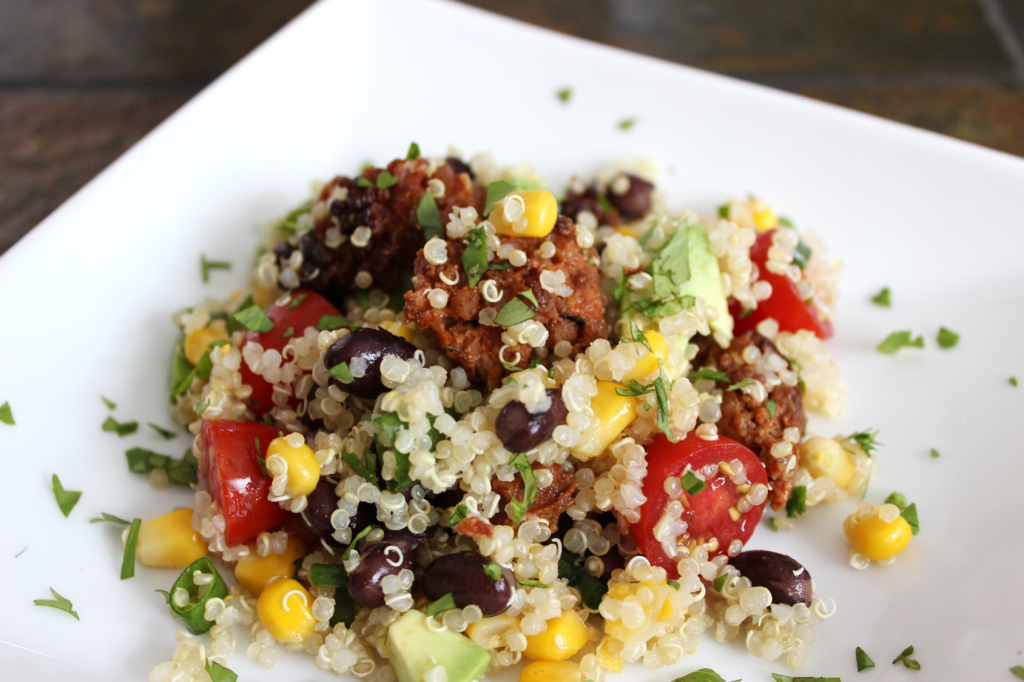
left=2, top=0, right=1023, bottom=255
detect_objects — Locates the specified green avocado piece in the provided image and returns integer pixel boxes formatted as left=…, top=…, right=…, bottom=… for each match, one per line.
left=386, top=610, right=490, bottom=682
left=677, top=222, right=732, bottom=346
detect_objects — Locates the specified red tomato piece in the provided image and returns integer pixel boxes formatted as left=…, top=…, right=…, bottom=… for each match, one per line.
left=238, top=289, right=341, bottom=414
left=632, top=432, right=768, bottom=578
left=731, top=229, right=832, bottom=340
left=199, top=419, right=291, bottom=547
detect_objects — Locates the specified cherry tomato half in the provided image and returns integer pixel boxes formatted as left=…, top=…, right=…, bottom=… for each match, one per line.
left=731, top=229, right=832, bottom=340
left=200, top=419, right=291, bottom=546
left=632, top=432, right=768, bottom=578
left=238, top=289, right=341, bottom=414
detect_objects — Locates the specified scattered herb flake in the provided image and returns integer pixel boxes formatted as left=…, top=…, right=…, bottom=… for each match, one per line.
left=871, top=287, right=892, bottom=307
left=462, top=226, right=490, bottom=288
left=376, top=170, right=398, bottom=189
left=1010, top=377, right=1018, bottom=387
left=681, top=471, right=707, bottom=496
left=200, top=254, right=231, bottom=283
left=282, top=326, right=294, bottom=338
left=316, top=315, right=359, bottom=331
left=357, top=176, right=374, bottom=188
left=288, top=293, right=307, bottom=310
left=52, top=475, right=81, bottom=518
left=101, top=396, right=117, bottom=410
left=791, top=240, right=812, bottom=270
left=508, top=453, right=538, bottom=525
left=494, top=296, right=536, bottom=327
left=672, top=670, right=728, bottom=682
left=483, top=561, right=504, bottom=580
left=196, top=398, right=209, bottom=416
left=90, top=512, right=130, bottom=525
left=484, top=180, right=517, bottom=215
left=892, top=645, right=920, bottom=670
left=518, top=289, right=539, bottom=308
left=446, top=503, right=468, bottom=527
left=255, top=437, right=268, bottom=476
left=766, top=399, right=778, bottom=420
left=557, top=87, right=572, bottom=103
left=630, top=321, right=653, bottom=352
left=786, top=485, right=807, bottom=518
left=276, top=200, right=313, bottom=234
left=341, top=450, right=379, bottom=486
left=342, top=526, right=373, bottom=561
left=406, top=141, right=421, bottom=160
left=441, top=345, right=464, bottom=354
left=937, top=326, right=960, bottom=349
left=121, top=518, right=141, bottom=580
left=425, top=592, right=457, bottom=617
left=618, top=117, right=637, bottom=130
left=856, top=646, right=875, bottom=671
left=930, top=448, right=941, bottom=459
left=148, top=423, right=177, bottom=439
left=713, top=574, right=728, bottom=592
left=654, top=364, right=674, bottom=441
left=771, top=676, right=840, bottom=682
left=205, top=661, right=237, bottom=682
left=233, top=304, right=274, bottom=333
left=516, top=578, right=549, bottom=588
left=877, top=330, right=924, bottom=354
left=667, top=579, right=681, bottom=590
left=502, top=361, right=521, bottom=372
left=15, top=546, right=27, bottom=558
left=726, top=378, right=756, bottom=392
left=689, top=369, right=729, bottom=383
left=34, top=588, right=79, bottom=620
left=325, top=361, right=354, bottom=382
left=416, top=191, right=444, bottom=241
left=1011, top=666, right=1024, bottom=680
left=557, top=550, right=607, bottom=610
left=308, top=563, right=349, bottom=588
left=846, top=429, right=882, bottom=456
left=125, top=447, right=198, bottom=486
left=102, top=416, right=138, bottom=437
left=883, top=492, right=919, bottom=534
left=738, top=308, right=753, bottom=319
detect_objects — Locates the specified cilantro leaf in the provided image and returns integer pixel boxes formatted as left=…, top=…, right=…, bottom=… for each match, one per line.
left=930, top=448, right=940, bottom=458
left=1010, top=377, right=1018, bottom=387
left=786, top=485, right=807, bottom=518
left=416, top=191, right=444, bottom=241
left=325, top=361, right=354, bottom=382
left=342, top=526, right=373, bottom=561
left=713, top=574, right=728, bottom=592
left=275, top=199, right=313, bottom=234
left=316, top=315, right=359, bottom=331
left=341, top=451, right=379, bottom=486
left=441, top=345, right=464, bottom=354
left=196, top=398, right=209, bottom=416
left=871, top=287, right=892, bottom=307
left=791, top=240, right=812, bottom=270
left=1011, top=666, right=1024, bottom=680
left=446, top=503, right=468, bottom=527
left=357, top=176, right=373, bottom=188
left=557, top=550, right=607, bottom=610
left=856, top=646, right=875, bottom=671
left=618, top=117, right=637, bottom=130
left=885, top=492, right=920, bottom=535
left=494, top=296, right=536, bottom=327
left=425, top=592, right=457, bottom=617
left=630, top=320, right=653, bottom=352
left=282, top=327, right=294, bottom=338
left=309, top=563, right=349, bottom=588
left=101, top=396, right=117, bottom=410
left=233, top=304, right=274, bottom=333
left=376, top=170, right=398, bottom=189
left=845, top=429, right=881, bottom=456
left=877, top=330, right=924, bottom=354
left=726, top=378, right=756, bottom=391
left=200, top=254, right=231, bottom=283
left=484, top=180, right=517, bottom=215
left=766, top=399, right=778, bottom=420
left=90, top=512, right=130, bottom=525
left=689, top=369, right=729, bottom=383
left=615, top=379, right=654, bottom=397
left=937, top=326, right=959, bottom=349
left=148, top=423, right=177, bottom=439
left=654, top=366, right=673, bottom=441
left=516, top=578, right=549, bottom=588
left=681, top=471, right=707, bottom=496
left=613, top=270, right=627, bottom=305
left=671, top=670, right=727, bottom=682
left=52, top=475, right=81, bottom=518
left=121, top=518, right=141, bottom=579
left=667, top=579, right=681, bottom=590
left=406, top=141, right=421, bottom=160
left=462, top=226, right=490, bottom=288
left=34, top=588, right=79, bottom=620
left=634, top=294, right=696, bottom=319
left=508, top=453, right=538, bottom=525
left=557, top=87, right=572, bottom=103
left=102, top=416, right=138, bottom=437
left=205, top=661, right=237, bottom=682
left=892, top=645, right=920, bottom=670
left=484, top=562, right=504, bottom=580
left=125, top=447, right=198, bottom=486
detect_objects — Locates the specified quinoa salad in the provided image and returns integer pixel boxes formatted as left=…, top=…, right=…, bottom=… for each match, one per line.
left=119, top=146, right=921, bottom=682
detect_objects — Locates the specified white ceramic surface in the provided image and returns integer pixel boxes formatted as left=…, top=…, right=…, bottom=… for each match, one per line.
left=2, top=0, right=1024, bottom=680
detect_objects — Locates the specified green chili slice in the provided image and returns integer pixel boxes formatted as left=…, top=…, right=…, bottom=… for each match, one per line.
left=167, top=556, right=228, bottom=634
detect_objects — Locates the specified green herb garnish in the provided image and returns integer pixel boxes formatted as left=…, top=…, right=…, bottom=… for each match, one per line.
left=276, top=199, right=313, bottom=234
left=654, top=364, right=674, bottom=441
left=634, top=293, right=696, bottom=319
left=930, top=448, right=941, bottom=459
left=713, top=574, right=728, bottom=592
left=102, top=416, right=138, bottom=436
left=375, top=170, right=398, bottom=189
left=34, top=588, right=78, bottom=621
left=288, top=293, right=307, bottom=309
left=871, top=287, right=891, bottom=307
left=233, top=304, right=274, bottom=333
left=357, top=177, right=373, bottom=188
left=255, top=437, right=268, bottom=476
left=681, top=471, right=707, bottom=496
left=416, top=191, right=444, bottom=241
left=484, top=180, right=517, bottom=214
left=856, top=646, right=875, bottom=671
left=194, top=339, right=231, bottom=380
left=791, top=240, right=812, bottom=270
left=1010, top=377, right=1018, bottom=387
left=557, top=87, right=572, bottom=103
left=462, top=226, right=490, bottom=288
left=325, top=361, right=354, bottom=382
left=557, top=550, right=607, bottom=610
left=484, top=562, right=504, bottom=580
left=771, top=675, right=840, bottom=682
left=148, top=423, right=177, bottom=439
left=671, top=670, right=728, bottom=682
left=101, top=396, right=117, bottom=410
left=937, top=326, right=960, bottom=349
left=667, top=579, right=681, bottom=590
left=845, top=429, right=881, bottom=456
left=508, top=453, right=538, bottom=525
left=630, top=320, right=653, bottom=352
left=786, top=485, right=807, bottom=518
left=341, top=451, right=379, bottom=486
left=90, top=512, right=130, bottom=525
left=766, top=399, right=778, bottom=420
left=426, top=592, right=458, bottom=617
left=200, top=254, right=231, bottom=283
left=884, top=492, right=919, bottom=535
left=121, top=518, right=142, bottom=579
left=877, top=330, right=924, bottom=354
left=618, top=117, right=637, bottom=130
left=725, top=378, right=756, bottom=392
left=342, top=526, right=373, bottom=561
left=15, top=546, right=27, bottom=558
left=689, top=369, right=729, bottom=383
left=441, top=345, right=464, bottom=354
left=52, top=475, right=81, bottom=518
left=196, top=398, right=209, bottom=416
left=282, top=326, right=294, bottom=338
left=516, top=578, right=549, bottom=588
left=494, top=295, right=537, bottom=327
left=1011, top=666, right=1024, bottom=680
left=166, top=556, right=229, bottom=634
left=892, top=645, right=920, bottom=670
left=125, top=447, right=198, bottom=485
left=519, top=288, right=539, bottom=307
left=406, top=142, right=421, bottom=160
left=446, top=504, right=469, bottom=528
left=309, top=563, right=349, bottom=588
left=316, top=315, right=359, bottom=331
left=205, top=661, right=237, bottom=682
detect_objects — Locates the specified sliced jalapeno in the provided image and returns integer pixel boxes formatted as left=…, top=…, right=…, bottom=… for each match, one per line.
left=166, top=556, right=228, bottom=634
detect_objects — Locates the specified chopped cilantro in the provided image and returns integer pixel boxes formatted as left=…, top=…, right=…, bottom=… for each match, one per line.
left=341, top=451, right=379, bottom=486
left=713, top=574, right=728, bottom=592
left=406, top=141, right=420, bottom=160
left=90, top=512, right=130, bottom=525
left=233, top=304, right=274, bottom=333
left=484, top=180, right=517, bottom=215
left=845, top=429, right=881, bottom=456
left=281, top=327, right=294, bottom=338
left=1011, top=377, right=1018, bottom=387
left=557, top=87, right=572, bottom=103
left=51, top=475, right=81, bottom=518
left=441, top=345, right=464, bottom=354
left=558, top=550, right=607, bottom=610
left=871, top=287, right=892, bottom=307
left=717, top=203, right=730, bottom=219
left=778, top=216, right=795, bottom=228
left=196, top=398, right=209, bottom=416
left=613, top=271, right=627, bottom=305
left=766, top=399, right=778, bottom=419
left=1011, top=666, right=1024, bottom=680
left=224, top=294, right=254, bottom=334
left=791, top=240, right=812, bottom=270
left=194, top=339, right=231, bottom=380
left=342, top=526, right=373, bottom=561
left=508, top=453, right=538, bottom=525
left=689, top=369, right=729, bottom=383
left=937, top=326, right=960, bottom=349
left=884, top=492, right=919, bottom=535
left=616, top=379, right=654, bottom=397
left=316, top=314, right=359, bottom=331
left=356, top=176, right=373, bottom=188
left=376, top=170, right=398, bottom=189
left=125, top=447, right=198, bottom=486
left=255, top=437, right=268, bottom=476
left=416, top=191, right=444, bottom=241
left=205, top=661, right=237, bottom=682
left=200, top=254, right=231, bottom=283
left=634, top=294, right=696, bottom=319
left=598, top=193, right=613, bottom=215
left=101, top=396, right=117, bottom=410
left=502, top=361, right=521, bottom=372
left=462, top=226, right=490, bottom=287
left=681, top=471, right=707, bottom=496
left=654, top=364, right=674, bottom=441
left=325, top=361, right=354, bottom=382
left=121, top=518, right=141, bottom=579
left=34, top=588, right=78, bottom=621
left=618, top=117, right=637, bottom=130
left=276, top=199, right=313, bottom=234
left=877, top=330, right=924, bottom=354
left=786, top=485, right=807, bottom=518
left=738, top=308, right=754, bottom=319
left=726, top=378, right=756, bottom=392
left=425, top=592, right=457, bottom=617
left=15, top=546, right=27, bottom=558
left=288, top=293, right=307, bottom=309
left=892, top=645, right=920, bottom=670
left=671, top=670, right=728, bottom=682
left=309, top=563, right=348, bottom=588
left=518, top=288, right=539, bottom=307
left=494, top=295, right=537, bottom=327
left=630, top=321, right=653, bottom=352
left=102, top=416, right=138, bottom=437
left=667, top=579, right=681, bottom=590
left=771, top=675, right=840, bottom=682
left=930, top=448, right=941, bottom=459
left=148, top=423, right=177, bottom=439
left=856, top=646, right=875, bottom=671
left=516, top=578, right=549, bottom=588
left=446, top=503, right=469, bottom=527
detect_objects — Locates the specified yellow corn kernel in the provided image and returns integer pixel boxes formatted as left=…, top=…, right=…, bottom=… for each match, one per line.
left=465, top=614, right=520, bottom=649
left=753, top=206, right=777, bottom=231
left=844, top=508, right=912, bottom=561
left=596, top=636, right=624, bottom=673
left=490, top=190, right=558, bottom=238
left=257, top=578, right=316, bottom=644
left=800, top=436, right=855, bottom=488
left=621, top=330, right=671, bottom=383
left=570, top=381, right=637, bottom=461
left=614, top=226, right=638, bottom=239
left=523, top=610, right=588, bottom=662
left=135, top=508, right=207, bottom=568
left=184, top=320, right=228, bottom=366
left=234, top=535, right=307, bottom=596
left=519, top=660, right=583, bottom=682
left=266, top=436, right=320, bottom=497
left=379, top=320, right=415, bottom=342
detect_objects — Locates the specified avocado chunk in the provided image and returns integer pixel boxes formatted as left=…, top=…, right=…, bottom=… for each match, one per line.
left=677, top=222, right=732, bottom=345
left=386, top=609, right=490, bottom=682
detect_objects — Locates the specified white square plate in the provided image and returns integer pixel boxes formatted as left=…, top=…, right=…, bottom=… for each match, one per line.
left=2, top=1, right=1024, bottom=680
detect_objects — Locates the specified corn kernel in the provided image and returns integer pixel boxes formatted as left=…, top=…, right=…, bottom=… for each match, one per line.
left=800, top=436, right=855, bottom=488
left=266, top=436, right=320, bottom=497
left=234, top=535, right=307, bottom=596
left=621, top=330, right=671, bottom=382
left=596, top=637, right=624, bottom=673
left=844, top=507, right=912, bottom=561
left=379, top=320, right=416, bottom=342
left=519, top=660, right=583, bottom=682
left=257, top=578, right=316, bottom=644
left=523, top=610, right=588, bottom=661
left=753, top=203, right=778, bottom=231
left=614, top=226, right=638, bottom=239
left=184, top=320, right=228, bottom=366
left=135, top=508, right=207, bottom=568
left=570, top=381, right=637, bottom=461
left=491, top=190, right=558, bottom=238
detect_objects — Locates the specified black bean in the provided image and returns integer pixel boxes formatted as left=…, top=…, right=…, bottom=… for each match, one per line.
left=729, top=550, right=813, bottom=606
left=606, top=174, right=653, bottom=219
left=301, top=481, right=374, bottom=547
left=421, top=551, right=515, bottom=617
left=446, top=157, right=474, bottom=179
left=495, top=389, right=568, bottom=453
left=324, top=327, right=416, bottom=399
left=346, top=529, right=425, bottom=608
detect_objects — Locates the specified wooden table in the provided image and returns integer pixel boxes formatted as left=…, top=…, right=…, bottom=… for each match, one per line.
left=2, top=0, right=1022, bottom=254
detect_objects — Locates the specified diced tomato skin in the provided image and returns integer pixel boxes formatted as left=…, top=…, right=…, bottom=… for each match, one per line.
left=632, top=432, right=768, bottom=578
left=732, top=229, right=833, bottom=340
left=238, top=290, right=341, bottom=414
left=199, top=420, right=291, bottom=547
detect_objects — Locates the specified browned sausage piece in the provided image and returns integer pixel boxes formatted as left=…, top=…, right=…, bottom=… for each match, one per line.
left=491, top=463, right=577, bottom=529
